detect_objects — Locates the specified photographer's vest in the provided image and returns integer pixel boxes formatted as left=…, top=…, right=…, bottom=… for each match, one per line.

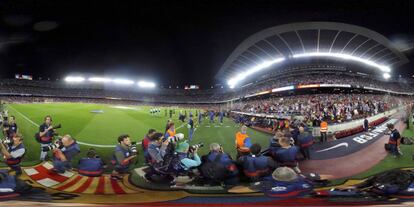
left=206, top=152, right=238, bottom=175
left=388, top=129, right=400, bottom=145
left=78, top=158, right=104, bottom=176
left=39, top=123, right=54, bottom=144
left=275, top=146, right=299, bottom=167
left=241, top=155, right=271, bottom=179
left=111, top=145, right=131, bottom=168
left=165, top=128, right=176, bottom=138
left=5, top=143, right=25, bottom=166
left=320, top=121, right=328, bottom=133
left=235, top=132, right=250, bottom=153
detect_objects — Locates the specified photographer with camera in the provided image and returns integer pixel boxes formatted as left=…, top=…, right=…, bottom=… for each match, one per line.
left=0, top=133, right=25, bottom=176
left=387, top=123, right=402, bottom=158
left=111, top=134, right=137, bottom=180
left=175, top=141, right=201, bottom=171
left=142, top=129, right=156, bottom=164
left=2, top=116, right=17, bottom=140
left=78, top=148, right=106, bottom=177
left=38, top=115, right=60, bottom=161
left=200, top=143, right=239, bottom=185
left=165, top=122, right=176, bottom=139
left=50, top=134, right=80, bottom=174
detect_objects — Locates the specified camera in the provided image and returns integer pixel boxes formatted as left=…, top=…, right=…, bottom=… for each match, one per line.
left=130, top=141, right=138, bottom=155
left=42, top=138, right=63, bottom=152
left=189, top=142, right=204, bottom=152
left=164, top=133, right=185, bottom=142
left=0, top=137, right=11, bottom=145
left=52, top=124, right=62, bottom=130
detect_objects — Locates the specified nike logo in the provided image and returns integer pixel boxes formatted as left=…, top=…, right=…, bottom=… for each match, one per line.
left=316, top=143, right=349, bottom=153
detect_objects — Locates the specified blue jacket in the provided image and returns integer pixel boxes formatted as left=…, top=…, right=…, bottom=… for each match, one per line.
left=239, top=155, right=274, bottom=180
left=5, top=143, right=25, bottom=166
left=78, top=158, right=104, bottom=176
left=112, top=144, right=132, bottom=170
left=0, top=171, right=17, bottom=194
left=60, top=141, right=80, bottom=162
left=262, top=177, right=313, bottom=198
left=297, top=132, right=314, bottom=148
left=206, top=152, right=238, bottom=176
left=275, top=146, right=299, bottom=166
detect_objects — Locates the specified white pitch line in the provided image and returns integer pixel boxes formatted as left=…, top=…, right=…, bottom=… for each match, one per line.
left=8, top=105, right=120, bottom=148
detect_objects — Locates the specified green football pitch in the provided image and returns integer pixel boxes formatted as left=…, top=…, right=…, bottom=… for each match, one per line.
left=3, top=103, right=271, bottom=168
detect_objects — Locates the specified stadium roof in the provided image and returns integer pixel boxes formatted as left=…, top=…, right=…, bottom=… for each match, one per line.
left=217, top=22, right=409, bottom=87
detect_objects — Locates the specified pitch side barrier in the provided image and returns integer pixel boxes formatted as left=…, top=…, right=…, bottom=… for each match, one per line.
left=232, top=105, right=405, bottom=137
left=228, top=84, right=414, bottom=102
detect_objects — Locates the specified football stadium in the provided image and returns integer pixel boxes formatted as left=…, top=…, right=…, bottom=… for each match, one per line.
left=1, top=1, right=414, bottom=206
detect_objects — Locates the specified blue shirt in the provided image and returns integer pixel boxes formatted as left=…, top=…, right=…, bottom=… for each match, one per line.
left=180, top=153, right=201, bottom=170
left=61, top=141, right=80, bottom=162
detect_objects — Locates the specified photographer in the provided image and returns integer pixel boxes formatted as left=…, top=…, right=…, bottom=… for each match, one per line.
left=51, top=134, right=80, bottom=174
left=387, top=123, right=402, bottom=157
left=238, top=143, right=276, bottom=182
left=38, top=115, right=57, bottom=161
left=175, top=142, right=201, bottom=171
left=165, top=122, right=176, bottom=139
left=0, top=133, right=25, bottom=176
left=142, top=129, right=156, bottom=164
left=274, top=135, right=301, bottom=173
left=111, top=134, right=137, bottom=180
left=200, top=143, right=239, bottom=185
left=3, top=116, right=17, bottom=139
left=78, top=148, right=106, bottom=177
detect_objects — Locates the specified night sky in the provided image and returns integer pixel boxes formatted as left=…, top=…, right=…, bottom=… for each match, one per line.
left=0, top=0, right=413, bottom=87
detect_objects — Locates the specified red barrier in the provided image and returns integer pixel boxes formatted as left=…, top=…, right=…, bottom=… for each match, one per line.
left=334, top=117, right=388, bottom=139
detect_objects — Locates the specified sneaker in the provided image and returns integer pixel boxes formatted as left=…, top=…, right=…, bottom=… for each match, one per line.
left=111, top=175, right=123, bottom=180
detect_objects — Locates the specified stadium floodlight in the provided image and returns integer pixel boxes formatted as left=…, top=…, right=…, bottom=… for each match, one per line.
left=292, top=52, right=391, bottom=73
left=65, top=76, right=85, bottom=82
left=137, top=81, right=156, bottom=88
left=112, top=78, right=134, bottom=85
left=383, top=73, right=391, bottom=79
left=227, top=57, right=285, bottom=88
left=88, top=77, right=112, bottom=83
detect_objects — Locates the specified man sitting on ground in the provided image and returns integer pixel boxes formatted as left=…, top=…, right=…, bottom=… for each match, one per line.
left=274, top=135, right=301, bottom=173
left=238, top=143, right=276, bottom=182
left=200, top=143, right=239, bottom=185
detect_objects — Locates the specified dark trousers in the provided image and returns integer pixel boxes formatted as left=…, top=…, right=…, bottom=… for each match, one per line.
left=389, top=144, right=400, bottom=156
left=300, top=147, right=311, bottom=160
left=8, top=164, right=22, bottom=175
left=320, top=132, right=327, bottom=143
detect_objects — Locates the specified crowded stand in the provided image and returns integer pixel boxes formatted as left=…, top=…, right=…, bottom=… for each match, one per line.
left=232, top=94, right=400, bottom=126
left=1, top=70, right=413, bottom=104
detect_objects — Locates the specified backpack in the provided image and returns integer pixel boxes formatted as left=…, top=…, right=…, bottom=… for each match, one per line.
left=362, top=169, right=414, bottom=195
left=155, top=143, right=185, bottom=174
left=200, top=154, right=228, bottom=182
